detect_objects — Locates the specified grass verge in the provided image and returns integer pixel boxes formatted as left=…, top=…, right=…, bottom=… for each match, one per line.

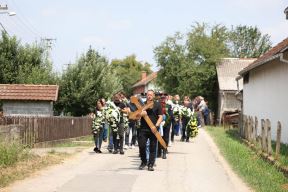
left=0, top=142, right=71, bottom=189
left=52, top=135, right=94, bottom=147
left=206, top=126, right=288, bottom=192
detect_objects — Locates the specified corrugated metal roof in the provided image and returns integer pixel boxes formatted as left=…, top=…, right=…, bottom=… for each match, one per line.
left=239, top=37, right=288, bottom=75
left=216, top=58, right=256, bottom=91
left=132, top=72, right=157, bottom=88
left=0, top=84, right=59, bottom=101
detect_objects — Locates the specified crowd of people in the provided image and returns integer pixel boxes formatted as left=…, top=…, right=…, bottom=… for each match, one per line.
left=90, top=90, right=210, bottom=171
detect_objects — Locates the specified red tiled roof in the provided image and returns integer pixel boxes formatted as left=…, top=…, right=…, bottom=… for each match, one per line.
left=239, top=37, right=288, bottom=75
left=0, top=84, right=59, bottom=101
left=132, top=72, right=157, bottom=88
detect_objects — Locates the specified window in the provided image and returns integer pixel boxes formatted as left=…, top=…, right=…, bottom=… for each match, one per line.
left=243, top=73, right=249, bottom=84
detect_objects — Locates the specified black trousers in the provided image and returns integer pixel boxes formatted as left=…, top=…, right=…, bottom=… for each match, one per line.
left=181, top=117, right=189, bottom=139
left=112, top=123, right=124, bottom=151
left=138, top=129, right=157, bottom=165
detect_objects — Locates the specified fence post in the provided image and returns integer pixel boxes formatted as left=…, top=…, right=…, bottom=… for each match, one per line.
left=242, top=115, right=246, bottom=138
left=275, top=121, right=282, bottom=160
left=254, top=117, right=258, bottom=143
left=261, top=119, right=267, bottom=153
left=248, top=116, right=252, bottom=142
left=266, top=119, right=272, bottom=156
left=251, top=117, right=255, bottom=143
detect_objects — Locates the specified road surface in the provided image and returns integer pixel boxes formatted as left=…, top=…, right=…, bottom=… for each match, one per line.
left=3, top=129, right=251, bottom=192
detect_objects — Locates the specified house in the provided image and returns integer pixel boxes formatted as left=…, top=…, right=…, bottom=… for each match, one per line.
left=216, top=58, right=256, bottom=125
left=132, top=71, right=162, bottom=95
left=238, top=37, right=288, bottom=142
left=0, top=84, right=59, bottom=116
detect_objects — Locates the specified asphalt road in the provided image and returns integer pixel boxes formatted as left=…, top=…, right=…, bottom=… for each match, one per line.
left=4, top=129, right=251, bottom=192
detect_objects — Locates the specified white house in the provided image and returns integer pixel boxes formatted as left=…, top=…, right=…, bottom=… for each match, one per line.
left=238, top=37, right=288, bottom=142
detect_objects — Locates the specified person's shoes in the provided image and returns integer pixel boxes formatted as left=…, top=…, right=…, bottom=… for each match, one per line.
left=139, top=162, right=147, bottom=170
left=148, top=164, right=154, bottom=171
left=103, top=138, right=107, bottom=142
left=120, top=150, right=125, bottom=155
left=124, top=145, right=128, bottom=150
left=162, top=150, right=167, bottom=159
left=131, top=145, right=135, bottom=149
left=113, top=150, right=119, bottom=154
left=180, top=137, right=185, bottom=142
left=94, top=147, right=99, bottom=153
left=186, top=139, right=189, bottom=142
left=108, top=148, right=113, bottom=153
left=168, top=142, right=173, bottom=147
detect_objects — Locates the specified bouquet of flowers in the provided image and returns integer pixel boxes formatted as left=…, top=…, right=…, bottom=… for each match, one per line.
left=187, top=113, right=198, bottom=138
left=104, top=101, right=121, bottom=132
left=91, top=110, right=104, bottom=135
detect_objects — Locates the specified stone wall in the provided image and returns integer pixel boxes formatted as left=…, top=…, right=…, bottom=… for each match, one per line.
left=0, top=124, right=22, bottom=142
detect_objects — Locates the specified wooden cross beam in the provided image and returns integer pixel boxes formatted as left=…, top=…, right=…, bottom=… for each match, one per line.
left=129, top=96, right=167, bottom=149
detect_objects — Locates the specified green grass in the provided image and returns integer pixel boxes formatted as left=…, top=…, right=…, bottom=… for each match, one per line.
left=206, top=126, right=288, bottom=192
left=52, top=136, right=94, bottom=147
left=0, top=141, right=30, bottom=167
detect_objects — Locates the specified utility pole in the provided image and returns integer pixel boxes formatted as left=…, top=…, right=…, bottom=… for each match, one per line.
left=41, top=37, right=56, bottom=62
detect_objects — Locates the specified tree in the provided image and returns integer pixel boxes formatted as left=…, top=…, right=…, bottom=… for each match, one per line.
left=0, top=31, right=57, bottom=84
left=56, top=47, right=122, bottom=116
left=154, top=23, right=229, bottom=112
left=154, top=32, right=186, bottom=95
left=228, top=25, right=272, bottom=58
left=111, top=55, right=152, bottom=96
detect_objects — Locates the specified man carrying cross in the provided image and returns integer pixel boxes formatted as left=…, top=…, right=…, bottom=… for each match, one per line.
left=138, top=90, right=163, bottom=171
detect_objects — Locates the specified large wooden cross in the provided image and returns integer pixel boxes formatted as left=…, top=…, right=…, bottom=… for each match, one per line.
left=129, top=96, right=167, bottom=149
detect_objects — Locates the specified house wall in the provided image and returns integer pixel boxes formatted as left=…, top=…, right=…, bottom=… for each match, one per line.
left=243, top=57, right=288, bottom=142
left=3, top=101, right=53, bottom=116
left=218, top=90, right=241, bottom=124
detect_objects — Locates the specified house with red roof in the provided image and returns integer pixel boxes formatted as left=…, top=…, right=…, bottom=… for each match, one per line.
left=132, top=71, right=162, bottom=95
left=0, top=84, right=59, bottom=116
left=238, top=37, right=288, bottom=142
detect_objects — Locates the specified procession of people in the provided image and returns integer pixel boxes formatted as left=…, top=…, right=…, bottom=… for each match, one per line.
left=90, top=90, right=210, bottom=171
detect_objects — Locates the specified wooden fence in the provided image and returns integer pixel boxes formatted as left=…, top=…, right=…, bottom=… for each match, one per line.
left=241, top=115, right=288, bottom=173
left=0, top=116, right=93, bottom=146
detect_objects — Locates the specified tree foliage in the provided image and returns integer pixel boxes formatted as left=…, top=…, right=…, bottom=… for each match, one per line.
left=111, top=55, right=152, bottom=96
left=56, top=47, right=122, bottom=116
left=154, top=23, right=229, bottom=111
left=154, top=23, right=271, bottom=113
left=228, top=25, right=272, bottom=58
left=0, top=32, right=57, bottom=84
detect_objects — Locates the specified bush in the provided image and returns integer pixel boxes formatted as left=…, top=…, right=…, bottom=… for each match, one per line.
left=0, top=141, right=29, bottom=167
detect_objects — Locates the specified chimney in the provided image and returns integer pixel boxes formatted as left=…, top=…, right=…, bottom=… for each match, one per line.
left=141, top=71, right=147, bottom=80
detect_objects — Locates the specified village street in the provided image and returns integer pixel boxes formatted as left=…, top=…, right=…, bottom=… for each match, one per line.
left=3, top=129, right=251, bottom=192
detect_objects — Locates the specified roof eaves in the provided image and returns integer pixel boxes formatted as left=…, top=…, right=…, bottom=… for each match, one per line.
left=239, top=53, right=281, bottom=76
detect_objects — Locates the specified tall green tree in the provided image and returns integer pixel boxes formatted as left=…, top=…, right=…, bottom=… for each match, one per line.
left=154, top=32, right=186, bottom=95
left=0, top=32, right=57, bottom=84
left=111, top=54, right=152, bottom=96
left=56, top=47, right=122, bottom=116
left=228, top=25, right=272, bottom=58
left=154, top=23, right=229, bottom=111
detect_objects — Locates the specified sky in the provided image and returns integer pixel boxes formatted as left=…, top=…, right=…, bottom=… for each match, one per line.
left=0, top=0, right=287, bottom=72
